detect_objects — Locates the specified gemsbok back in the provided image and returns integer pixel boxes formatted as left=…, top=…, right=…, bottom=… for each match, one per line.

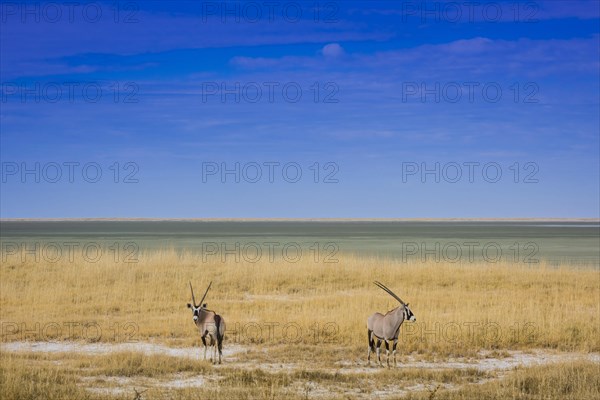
left=367, top=281, right=416, bottom=367
left=187, top=281, right=226, bottom=364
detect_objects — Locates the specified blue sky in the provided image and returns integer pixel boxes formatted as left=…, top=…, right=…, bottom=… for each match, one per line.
left=1, top=0, right=599, bottom=218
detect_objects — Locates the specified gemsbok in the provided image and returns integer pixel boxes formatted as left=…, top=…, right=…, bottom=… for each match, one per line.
left=187, top=281, right=226, bottom=364
left=367, top=281, right=416, bottom=367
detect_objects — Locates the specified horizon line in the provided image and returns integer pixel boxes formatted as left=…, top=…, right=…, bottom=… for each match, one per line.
left=1, top=218, right=599, bottom=222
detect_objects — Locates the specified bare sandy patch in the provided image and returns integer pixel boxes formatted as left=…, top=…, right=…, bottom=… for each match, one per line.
left=335, top=349, right=599, bottom=373
left=3, top=341, right=598, bottom=398
left=3, top=341, right=597, bottom=374
left=0, top=340, right=244, bottom=360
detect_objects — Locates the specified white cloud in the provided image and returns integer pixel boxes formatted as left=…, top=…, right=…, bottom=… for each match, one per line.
left=321, top=43, right=345, bottom=58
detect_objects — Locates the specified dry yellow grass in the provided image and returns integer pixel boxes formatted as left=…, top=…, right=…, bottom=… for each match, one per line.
left=404, top=360, right=600, bottom=400
left=1, top=249, right=599, bottom=399
left=1, top=249, right=598, bottom=354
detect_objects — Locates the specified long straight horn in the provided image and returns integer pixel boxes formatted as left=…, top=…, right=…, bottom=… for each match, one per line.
left=189, top=281, right=197, bottom=307
left=198, top=281, right=212, bottom=306
left=374, top=281, right=406, bottom=305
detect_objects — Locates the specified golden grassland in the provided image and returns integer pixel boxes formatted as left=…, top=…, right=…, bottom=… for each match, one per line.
left=1, top=249, right=599, bottom=399
left=1, top=249, right=598, bottom=352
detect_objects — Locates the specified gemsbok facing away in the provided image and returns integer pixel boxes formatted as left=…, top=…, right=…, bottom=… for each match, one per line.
left=187, top=281, right=226, bottom=364
left=367, top=281, right=416, bottom=367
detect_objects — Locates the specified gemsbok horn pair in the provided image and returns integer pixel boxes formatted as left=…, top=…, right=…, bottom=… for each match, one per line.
left=367, top=281, right=416, bottom=367
left=187, top=281, right=226, bottom=364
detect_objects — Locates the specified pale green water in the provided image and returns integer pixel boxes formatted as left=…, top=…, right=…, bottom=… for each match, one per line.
left=1, top=220, right=598, bottom=266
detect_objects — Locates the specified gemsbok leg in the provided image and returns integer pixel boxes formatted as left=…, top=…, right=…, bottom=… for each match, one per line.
left=385, top=341, right=391, bottom=367
left=212, top=340, right=216, bottom=364
left=367, top=329, right=375, bottom=365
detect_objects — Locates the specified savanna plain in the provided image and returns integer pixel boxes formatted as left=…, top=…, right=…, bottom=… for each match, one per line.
left=1, top=246, right=599, bottom=399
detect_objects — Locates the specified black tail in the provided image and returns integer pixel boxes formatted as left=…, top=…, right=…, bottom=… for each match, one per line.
left=368, top=329, right=375, bottom=350
left=214, top=314, right=224, bottom=353
left=217, top=334, right=223, bottom=352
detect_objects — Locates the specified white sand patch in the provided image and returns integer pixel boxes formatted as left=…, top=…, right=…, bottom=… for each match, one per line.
left=81, top=376, right=151, bottom=397
left=4, top=341, right=599, bottom=397
left=335, top=350, right=600, bottom=373
left=3, top=341, right=597, bottom=374
left=81, top=372, right=216, bottom=394
left=0, top=341, right=244, bottom=360
left=224, top=361, right=298, bottom=372
left=159, top=374, right=208, bottom=388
